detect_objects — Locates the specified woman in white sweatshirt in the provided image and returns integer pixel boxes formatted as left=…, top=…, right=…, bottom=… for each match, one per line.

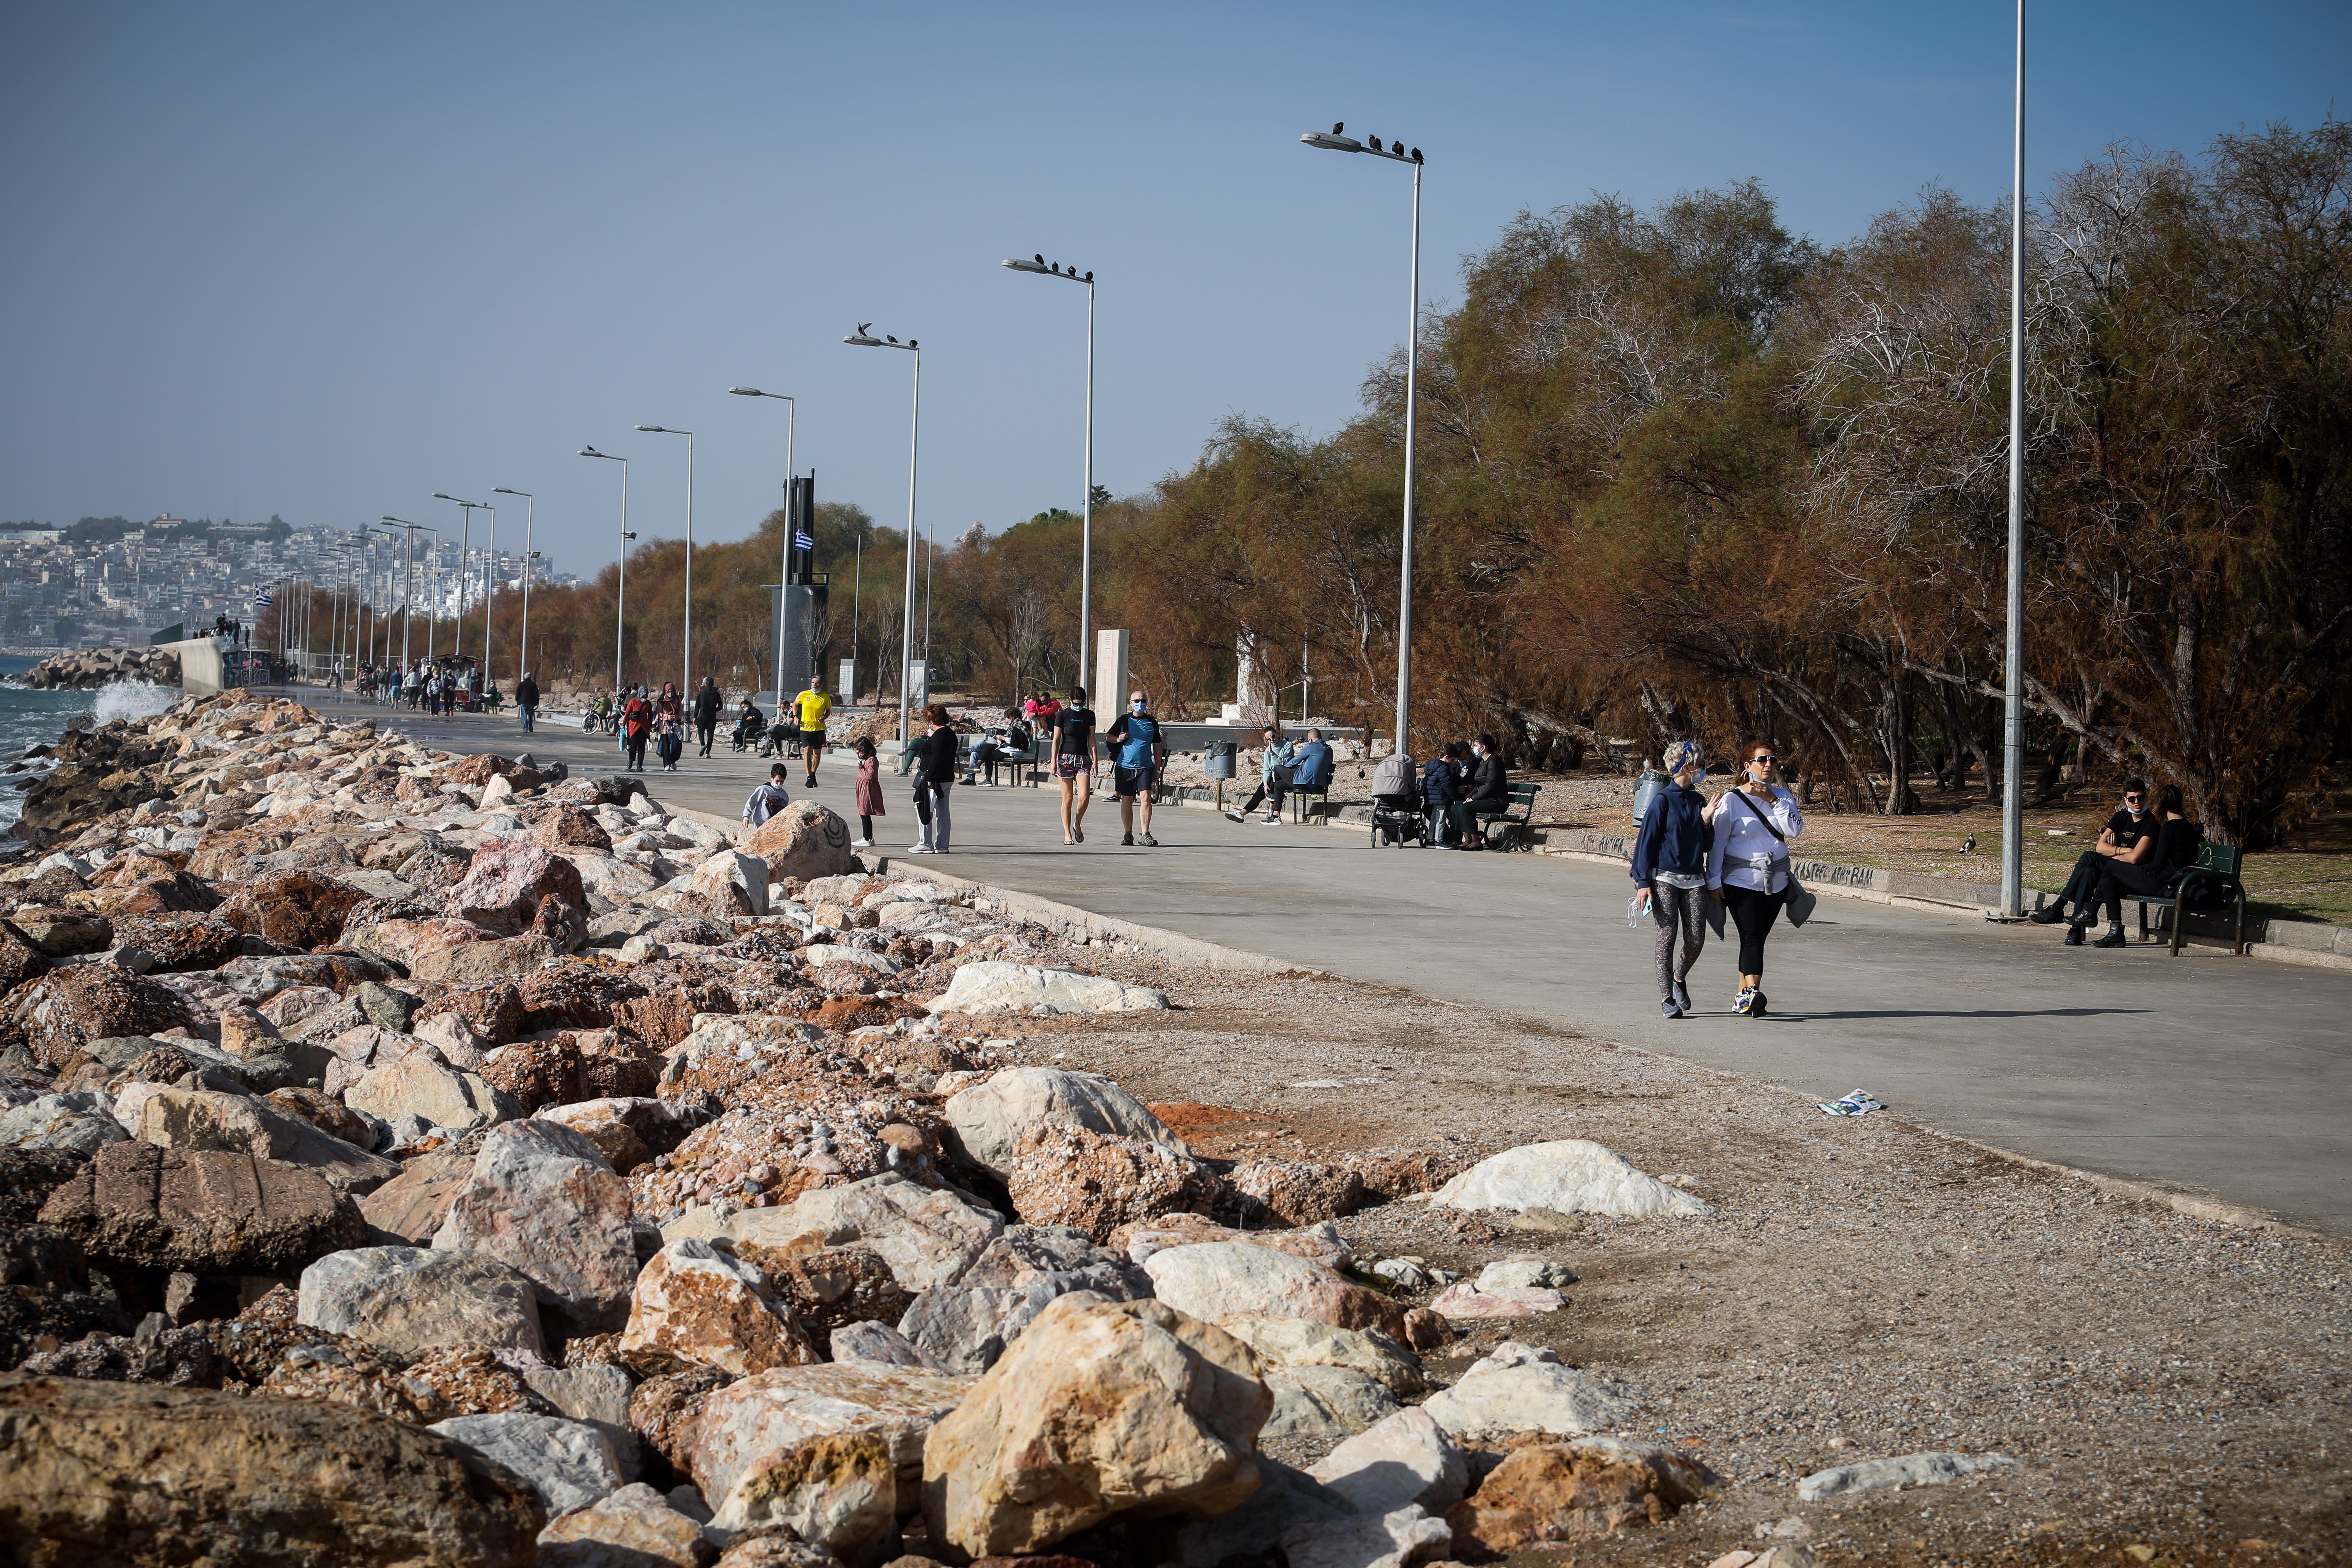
left=1705, top=741, right=1804, bottom=1017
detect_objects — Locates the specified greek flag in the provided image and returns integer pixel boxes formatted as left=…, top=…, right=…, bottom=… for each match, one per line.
left=794, top=529, right=815, bottom=551
left=251, top=588, right=274, bottom=609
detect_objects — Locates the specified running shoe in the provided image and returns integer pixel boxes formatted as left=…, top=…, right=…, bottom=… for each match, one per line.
left=907, top=845, right=934, bottom=854
left=1223, top=810, right=1245, bottom=822
left=1121, top=832, right=1135, bottom=846
left=1733, top=988, right=1756, bottom=1015
left=1141, top=833, right=1159, bottom=847
left=1671, top=979, right=1692, bottom=1014
left=1661, top=998, right=1683, bottom=1019
left=1750, top=991, right=1768, bottom=1017
left=1260, top=815, right=1280, bottom=824
left=851, top=838, right=872, bottom=847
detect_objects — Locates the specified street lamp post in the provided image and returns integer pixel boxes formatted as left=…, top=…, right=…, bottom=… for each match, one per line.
left=2000, top=0, right=2029, bottom=918
left=432, top=495, right=487, bottom=663
left=580, top=447, right=632, bottom=691
left=728, top=387, right=798, bottom=699
left=843, top=325, right=919, bottom=741
left=381, top=517, right=424, bottom=668
left=493, top=488, right=533, bottom=686
left=634, top=426, right=695, bottom=696
left=1300, top=122, right=1423, bottom=757
left=1000, top=256, right=1096, bottom=691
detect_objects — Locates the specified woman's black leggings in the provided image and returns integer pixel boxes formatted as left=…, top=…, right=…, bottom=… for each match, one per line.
left=626, top=734, right=648, bottom=769
left=1724, top=883, right=1786, bottom=976
left=860, top=814, right=873, bottom=839
left=2090, top=860, right=2170, bottom=925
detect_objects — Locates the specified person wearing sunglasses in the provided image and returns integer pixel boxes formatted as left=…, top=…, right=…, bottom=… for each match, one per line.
left=2028, top=777, right=2154, bottom=928
left=1705, top=742, right=1804, bottom=1017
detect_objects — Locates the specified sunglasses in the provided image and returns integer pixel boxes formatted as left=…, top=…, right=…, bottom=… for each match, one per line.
left=2123, top=794, right=2144, bottom=802
left=1749, top=754, right=1776, bottom=764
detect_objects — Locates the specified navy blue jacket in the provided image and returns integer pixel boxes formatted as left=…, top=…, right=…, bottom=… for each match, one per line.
left=1631, top=784, right=1712, bottom=888
left=1422, top=758, right=1457, bottom=809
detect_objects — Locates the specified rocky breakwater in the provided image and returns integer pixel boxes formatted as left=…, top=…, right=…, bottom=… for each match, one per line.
left=22, top=645, right=181, bottom=690
left=0, top=686, right=1751, bottom=1565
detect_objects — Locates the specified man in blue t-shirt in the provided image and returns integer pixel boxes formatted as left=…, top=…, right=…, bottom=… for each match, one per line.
left=1103, top=689, right=1168, bottom=847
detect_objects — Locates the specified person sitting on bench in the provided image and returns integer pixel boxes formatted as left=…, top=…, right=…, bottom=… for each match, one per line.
left=2068, top=783, right=2202, bottom=949
left=1448, top=733, right=1512, bottom=848
left=1226, top=727, right=1295, bottom=824
left=1289, top=728, right=1335, bottom=810
left=2030, top=778, right=2154, bottom=924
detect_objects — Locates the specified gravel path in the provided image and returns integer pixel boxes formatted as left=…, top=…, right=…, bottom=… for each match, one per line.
left=987, top=946, right=2352, bottom=1566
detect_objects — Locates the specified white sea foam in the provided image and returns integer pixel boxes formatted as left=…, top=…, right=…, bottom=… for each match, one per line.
left=91, top=678, right=180, bottom=727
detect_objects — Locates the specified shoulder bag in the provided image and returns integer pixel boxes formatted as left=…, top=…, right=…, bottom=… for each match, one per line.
left=1728, top=789, right=1817, bottom=927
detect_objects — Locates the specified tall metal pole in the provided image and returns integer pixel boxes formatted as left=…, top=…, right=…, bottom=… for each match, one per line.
left=778, top=401, right=795, bottom=699
left=2001, top=0, right=2028, bottom=918
left=1081, top=276, right=1095, bottom=694
left=1397, top=156, right=1421, bottom=758
left=851, top=532, right=862, bottom=703
left=482, top=503, right=496, bottom=684
left=520, top=495, right=532, bottom=684
left=401, top=528, right=413, bottom=668
left=901, top=352, right=920, bottom=741
left=618, top=463, right=629, bottom=689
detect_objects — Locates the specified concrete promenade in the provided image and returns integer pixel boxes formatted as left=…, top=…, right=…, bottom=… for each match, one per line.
left=354, top=696, right=2352, bottom=1233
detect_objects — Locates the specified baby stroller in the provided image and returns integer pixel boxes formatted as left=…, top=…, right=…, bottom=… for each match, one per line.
left=1367, top=751, right=1427, bottom=847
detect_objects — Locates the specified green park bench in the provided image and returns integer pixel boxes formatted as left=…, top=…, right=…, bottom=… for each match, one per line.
left=2130, top=842, right=2251, bottom=956
left=1477, top=781, right=1543, bottom=851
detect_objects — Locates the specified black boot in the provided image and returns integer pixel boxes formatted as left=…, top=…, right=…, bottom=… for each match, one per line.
left=2028, top=903, right=2067, bottom=925
left=2092, top=923, right=2128, bottom=949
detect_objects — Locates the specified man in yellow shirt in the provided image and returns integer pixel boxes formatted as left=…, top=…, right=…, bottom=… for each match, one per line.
left=793, top=677, right=832, bottom=788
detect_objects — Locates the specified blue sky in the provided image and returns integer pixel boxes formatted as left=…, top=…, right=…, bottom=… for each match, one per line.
left=1, top=2, right=2343, bottom=576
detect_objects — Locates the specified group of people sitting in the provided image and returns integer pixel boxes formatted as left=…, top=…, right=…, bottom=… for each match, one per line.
left=1222, top=726, right=1339, bottom=825
left=2029, top=777, right=2205, bottom=947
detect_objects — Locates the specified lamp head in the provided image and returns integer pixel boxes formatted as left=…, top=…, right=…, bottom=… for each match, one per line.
left=729, top=386, right=762, bottom=396
left=432, top=493, right=455, bottom=501
left=1301, top=128, right=1363, bottom=152
left=635, top=425, right=664, bottom=433
left=492, top=487, right=528, bottom=496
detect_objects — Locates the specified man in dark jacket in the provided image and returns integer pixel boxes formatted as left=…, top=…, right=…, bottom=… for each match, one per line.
left=514, top=672, right=540, bottom=734
left=693, top=676, right=723, bottom=757
left=1448, top=734, right=1512, bottom=847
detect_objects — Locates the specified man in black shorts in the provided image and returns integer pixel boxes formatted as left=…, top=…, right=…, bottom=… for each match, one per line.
left=1104, top=689, right=1167, bottom=847
left=2029, top=778, right=2154, bottom=923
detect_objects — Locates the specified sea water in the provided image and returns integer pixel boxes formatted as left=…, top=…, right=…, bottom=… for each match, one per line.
left=0, top=656, right=183, bottom=833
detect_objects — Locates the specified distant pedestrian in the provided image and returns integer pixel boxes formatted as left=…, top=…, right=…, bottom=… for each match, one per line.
left=793, top=676, right=832, bottom=787
left=622, top=688, right=652, bottom=771
left=851, top=735, right=884, bottom=847
left=1226, top=727, right=1295, bottom=825
left=693, top=676, right=721, bottom=757
left=656, top=713, right=684, bottom=772
left=1632, top=741, right=1712, bottom=1019
left=741, top=762, right=792, bottom=826
left=655, top=682, right=683, bottom=732
left=910, top=704, right=957, bottom=854
left=1105, top=689, right=1166, bottom=847
left=1706, top=741, right=1804, bottom=1017
left=515, top=670, right=539, bottom=734
left=1050, top=685, right=1097, bottom=845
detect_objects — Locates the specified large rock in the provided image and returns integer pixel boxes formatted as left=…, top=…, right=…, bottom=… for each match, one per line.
left=942, top=1066, right=1186, bottom=1178
left=1427, top=1280, right=1565, bottom=1318
left=708, top=1429, right=897, bottom=1557
left=723, top=1172, right=1001, bottom=1292
left=298, top=1245, right=546, bottom=1359
left=356, top=1135, right=481, bottom=1244
left=433, top=1119, right=638, bottom=1333
left=1144, top=1242, right=1405, bottom=1338
left=690, top=1362, right=972, bottom=1522
left=540, top=1096, right=704, bottom=1176
left=1003, top=1121, right=1220, bottom=1241
left=1214, top=1314, right=1426, bottom=1399
left=447, top=840, right=590, bottom=937
left=688, top=849, right=770, bottom=918
left=0, top=1369, right=543, bottom=1564
left=216, top=870, right=369, bottom=951
left=620, top=1237, right=817, bottom=1376
left=537, top=1481, right=713, bottom=1568
left=410, top=934, right=564, bottom=985
left=40, top=1140, right=367, bottom=1276
left=1112, top=1211, right=1354, bottom=1270
left=1307, top=1407, right=1468, bottom=1519
left=1418, top=1342, right=1634, bottom=1442
left=896, top=1225, right=1147, bottom=1374
left=744, top=801, right=856, bottom=882
left=1796, top=1449, right=2017, bottom=1501
left=429, top=1411, right=622, bottom=1519
left=1261, top=1364, right=1400, bottom=1441
left=1429, top=1139, right=1714, bottom=1218
left=1444, top=1435, right=1716, bottom=1551
left=1231, top=1158, right=1366, bottom=1225
left=0, top=1091, right=127, bottom=1155
left=136, top=1085, right=399, bottom=1193
left=928, top=962, right=1169, bottom=1018
left=11, top=966, right=202, bottom=1068
left=1284, top=1505, right=1455, bottom=1568
left=344, top=1052, right=520, bottom=1134
left=921, top=1293, right=1271, bottom=1557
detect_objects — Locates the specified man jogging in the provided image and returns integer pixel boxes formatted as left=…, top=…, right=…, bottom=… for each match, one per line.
left=1104, top=688, right=1167, bottom=847
left=693, top=675, right=722, bottom=757
left=792, top=676, right=831, bottom=788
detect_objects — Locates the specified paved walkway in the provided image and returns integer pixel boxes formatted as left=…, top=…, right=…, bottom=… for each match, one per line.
left=357, top=698, right=2352, bottom=1233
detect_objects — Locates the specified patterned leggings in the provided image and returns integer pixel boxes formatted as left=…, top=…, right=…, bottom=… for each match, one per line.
left=1650, top=882, right=1707, bottom=997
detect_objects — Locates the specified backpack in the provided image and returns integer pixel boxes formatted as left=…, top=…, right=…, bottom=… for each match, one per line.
left=1631, top=767, right=1668, bottom=825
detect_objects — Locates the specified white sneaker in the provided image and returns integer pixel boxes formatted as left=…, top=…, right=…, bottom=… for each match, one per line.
left=1259, top=815, right=1280, bottom=824
left=851, top=838, right=872, bottom=847
left=907, top=844, right=934, bottom=854
left=1223, top=810, right=1245, bottom=822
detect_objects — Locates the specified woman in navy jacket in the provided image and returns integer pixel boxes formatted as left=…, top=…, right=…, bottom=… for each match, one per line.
left=1632, top=741, right=1713, bottom=1018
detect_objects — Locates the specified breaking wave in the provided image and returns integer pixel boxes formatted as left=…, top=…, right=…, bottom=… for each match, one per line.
left=91, top=678, right=181, bottom=727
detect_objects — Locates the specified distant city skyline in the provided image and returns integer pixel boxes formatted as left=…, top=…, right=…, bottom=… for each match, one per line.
left=2, top=1, right=2343, bottom=578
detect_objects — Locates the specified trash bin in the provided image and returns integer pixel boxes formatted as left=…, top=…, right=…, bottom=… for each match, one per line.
left=1205, top=740, right=1238, bottom=781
